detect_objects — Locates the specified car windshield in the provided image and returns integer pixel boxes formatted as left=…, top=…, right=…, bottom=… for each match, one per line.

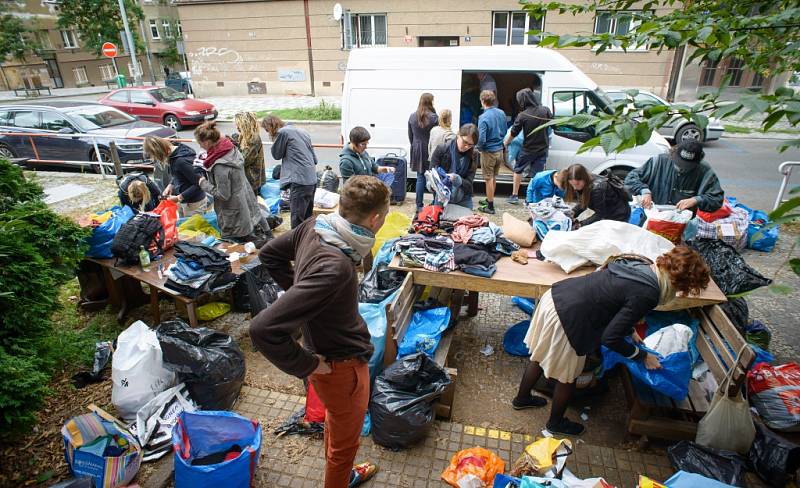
left=65, top=105, right=135, bottom=130
left=150, top=87, right=186, bottom=103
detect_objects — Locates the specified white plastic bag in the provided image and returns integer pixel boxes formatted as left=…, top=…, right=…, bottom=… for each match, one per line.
left=129, top=383, right=196, bottom=461
left=111, top=320, right=177, bottom=421
left=314, top=188, right=339, bottom=209
left=540, top=220, right=674, bottom=273
left=696, top=346, right=756, bottom=454
left=643, top=324, right=693, bottom=357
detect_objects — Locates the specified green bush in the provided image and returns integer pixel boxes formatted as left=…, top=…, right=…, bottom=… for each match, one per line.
left=0, top=159, right=89, bottom=438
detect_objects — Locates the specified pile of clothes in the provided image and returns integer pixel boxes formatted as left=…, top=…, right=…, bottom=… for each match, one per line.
left=412, top=205, right=444, bottom=235
left=395, top=235, right=456, bottom=272
left=165, top=242, right=233, bottom=297
left=527, top=196, right=573, bottom=240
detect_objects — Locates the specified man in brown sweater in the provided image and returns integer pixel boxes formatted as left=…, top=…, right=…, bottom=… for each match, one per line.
left=250, top=176, right=389, bottom=488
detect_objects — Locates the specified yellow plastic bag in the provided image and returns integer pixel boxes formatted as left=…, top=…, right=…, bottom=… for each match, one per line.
left=637, top=476, right=667, bottom=488
left=178, top=213, right=221, bottom=239
left=91, top=210, right=112, bottom=224
left=196, top=302, right=230, bottom=321
left=441, top=447, right=505, bottom=487
left=371, top=211, right=411, bottom=256
left=510, top=437, right=573, bottom=478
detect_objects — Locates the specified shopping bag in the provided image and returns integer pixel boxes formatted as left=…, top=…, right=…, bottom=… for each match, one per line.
left=696, top=346, right=756, bottom=454
left=601, top=342, right=692, bottom=402
left=372, top=211, right=412, bottom=256
left=397, top=306, right=451, bottom=359
left=196, top=302, right=231, bottom=321
left=510, top=438, right=573, bottom=478
left=177, top=213, right=221, bottom=239
left=441, top=447, right=505, bottom=487
left=304, top=382, right=326, bottom=423
left=151, top=199, right=179, bottom=251
left=128, top=383, right=196, bottom=462
left=644, top=208, right=692, bottom=244
left=748, top=362, right=800, bottom=431
left=728, top=197, right=779, bottom=252
left=693, top=206, right=749, bottom=249
left=86, top=206, right=135, bottom=258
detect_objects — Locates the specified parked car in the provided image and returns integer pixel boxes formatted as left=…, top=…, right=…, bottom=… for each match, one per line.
left=99, top=86, right=217, bottom=131
left=165, top=71, right=193, bottom=94
left=0, top=101, right=176, bottom=172
left=604, top=89, right=725, bottom=143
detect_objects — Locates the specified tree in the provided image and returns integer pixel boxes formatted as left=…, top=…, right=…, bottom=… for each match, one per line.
left=0, top=3, right=31, bottom=63
left=523, top=0, right=800, bottom=154
left=56, top=0, right=144, bottom=57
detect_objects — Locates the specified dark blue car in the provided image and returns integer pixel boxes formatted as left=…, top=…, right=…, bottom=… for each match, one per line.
left=0, top=100, right=176, bottom=172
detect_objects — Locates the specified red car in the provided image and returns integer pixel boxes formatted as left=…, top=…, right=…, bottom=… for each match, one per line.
left=99, top=86, right=217, bottom=131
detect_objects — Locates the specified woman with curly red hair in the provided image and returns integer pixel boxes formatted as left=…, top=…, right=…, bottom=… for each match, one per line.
left=512, top=246, right=709, bottom=435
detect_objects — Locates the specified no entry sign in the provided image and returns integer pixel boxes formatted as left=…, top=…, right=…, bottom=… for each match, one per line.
left=101, top=42, right=118, bottom=58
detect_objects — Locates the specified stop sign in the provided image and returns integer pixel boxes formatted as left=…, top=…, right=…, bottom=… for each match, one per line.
left=101, top=42, right=118, bottom=58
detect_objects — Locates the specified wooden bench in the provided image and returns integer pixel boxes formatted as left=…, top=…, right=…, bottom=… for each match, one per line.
left=621, top=304, right=755, bottom=442
left=383, top=273, right=466, bottom=420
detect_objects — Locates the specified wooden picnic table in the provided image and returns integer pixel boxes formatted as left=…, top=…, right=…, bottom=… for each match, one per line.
left=84, top=242, right=255, bottom=327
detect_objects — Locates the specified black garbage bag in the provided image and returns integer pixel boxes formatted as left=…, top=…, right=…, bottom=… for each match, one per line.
left=156, top=319, right=245, bottom=410
left=71, top=341, right=114, bottom=388
left=689, top=239, right=772, bottom=295
left=748, top=421, right=800, bottom=487
left=667, top=440, right=749, bottom=487
left=319, top=165, right=340, bottom=193
left=273, top=408, right=325, bottom=437
left=719, top=297, right=749, bottom=332
left=369, top=352, right=451, bottom=450
left=246, top=263, right=282, bottom=316
left=358, top=264, right=406, bottom=303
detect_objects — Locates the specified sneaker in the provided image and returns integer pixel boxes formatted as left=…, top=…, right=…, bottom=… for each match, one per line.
left=479, top=198, right=489, bottom=207
left=546, top=418, right=585, bottom=436
left=478, top=204, right=495, bottom=215
left=512, top=395, right=547, bottom=410
left=507, top=195, right=520, bottom=205
left=349, top=462, right=378, bottom=488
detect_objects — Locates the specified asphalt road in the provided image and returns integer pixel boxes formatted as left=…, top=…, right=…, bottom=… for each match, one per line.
left=181, top=122, right=799, bottom=212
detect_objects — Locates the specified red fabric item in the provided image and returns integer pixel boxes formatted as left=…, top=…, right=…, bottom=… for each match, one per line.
left=646, top=219, right=686, bottom=244
left=634, top=320, right=647, bottom=341
left=413, top=205, right=443, bottom=235
left=150, top=199, right=179, bottom=251
left=748, top=362, right=800, bottom=430
left=304, top=382, right=327, bottom=423
left=451, top=215, right=489, bottom=243
left=697, top=199, right=733, bottom=223
left=201, top=137, right=235, bottom=170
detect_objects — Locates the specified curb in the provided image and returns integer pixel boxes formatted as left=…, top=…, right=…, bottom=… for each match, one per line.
left=0, top=87, right=112, bottom=103
left=721, top=132, right=798, bottom=141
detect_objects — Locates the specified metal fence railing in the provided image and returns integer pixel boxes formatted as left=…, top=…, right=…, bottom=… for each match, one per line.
left=774, top=161, right=800, bottom=211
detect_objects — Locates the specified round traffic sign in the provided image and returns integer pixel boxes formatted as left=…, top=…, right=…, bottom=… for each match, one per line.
left=101, top=42, right=118, bottom=58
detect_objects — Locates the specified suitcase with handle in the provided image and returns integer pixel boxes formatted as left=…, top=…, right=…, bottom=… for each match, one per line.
left=376, top=153, right=408, bottom=205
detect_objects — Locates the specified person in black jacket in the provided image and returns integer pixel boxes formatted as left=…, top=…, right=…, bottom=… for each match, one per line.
left=429, top=124, right=479, bottom=209
left=504, top=88, right=553, bottom=204
left=563, top=164, right=630, bottom=226
left=117, top=172, right=161, bottom=213
left=144, top=136, right=208, bottom=217
left=512, top=247, right=709, bottom=435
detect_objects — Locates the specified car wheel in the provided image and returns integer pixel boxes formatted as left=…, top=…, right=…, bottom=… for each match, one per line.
left=90, top=148, right=113, bottom=174
left=676, top=123, right=705, bottom=143
left=164, top=115, right=182, bottom=131
left=0, top=144, right=17, bottom=161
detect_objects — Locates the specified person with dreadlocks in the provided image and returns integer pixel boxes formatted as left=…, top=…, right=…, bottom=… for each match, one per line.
left=231, top=111, right=266, bottom=195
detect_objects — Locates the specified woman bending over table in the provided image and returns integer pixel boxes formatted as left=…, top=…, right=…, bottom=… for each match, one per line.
left=563, top=163, right=630, bottom=225
left=512, top=246, right=710, bottom=435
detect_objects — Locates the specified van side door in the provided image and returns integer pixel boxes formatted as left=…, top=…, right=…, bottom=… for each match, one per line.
left=547, top=89, right=613, bottom=172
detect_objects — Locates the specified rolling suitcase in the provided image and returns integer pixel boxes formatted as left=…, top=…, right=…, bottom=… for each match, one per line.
left=376, top=153, right=407, bottom=205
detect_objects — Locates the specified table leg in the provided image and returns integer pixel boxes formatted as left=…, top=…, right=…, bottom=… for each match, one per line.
left=186, top=302, right=198, bottom=327
left=449, top=289, right=465, bottom=325
left=149, top=284, right=161, bottom=325
left=466, top=291, right=479, bottom=317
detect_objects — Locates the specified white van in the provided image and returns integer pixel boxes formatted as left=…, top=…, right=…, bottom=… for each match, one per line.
left=341, top=46, right=670, bottom=182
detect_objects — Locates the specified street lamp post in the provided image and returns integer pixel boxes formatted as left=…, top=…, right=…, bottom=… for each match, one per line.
left=117, top=0, right=142, bottom=85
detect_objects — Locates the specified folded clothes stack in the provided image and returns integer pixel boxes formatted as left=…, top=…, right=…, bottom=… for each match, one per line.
left=165, top=242, right=233, bottom=297
left=394, top=235, right=456, bottom=272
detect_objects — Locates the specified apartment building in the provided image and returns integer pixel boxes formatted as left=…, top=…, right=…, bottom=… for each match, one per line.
left=140, top=0, right=186, bottom=81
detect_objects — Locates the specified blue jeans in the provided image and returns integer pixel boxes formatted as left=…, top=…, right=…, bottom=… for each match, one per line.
left=415, top=170, right=427, bottom=209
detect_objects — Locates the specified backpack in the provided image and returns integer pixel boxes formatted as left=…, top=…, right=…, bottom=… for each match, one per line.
left=111, top=212, right=165, bottom=265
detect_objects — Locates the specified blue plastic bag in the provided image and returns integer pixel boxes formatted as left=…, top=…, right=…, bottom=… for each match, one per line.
left=359, top=288, right=399, bottom=380
left=494, top=474, right=522, bottom=488
left=750, top=343, right=774, bottom=365
left=397, top=307, right=451, bottom=359
left=629, top=205, right=646, bottom=227
left=511, top=296, right=535, bottom=316
left=601, top=341, right=692, bottom=401
left=172, top=410, right=261, bottom=488
left=86, top=206, right=135, bottom=258
left=361, top=411, right=371, bottom=437
left=644, top=310, right=701, bottom=365
left=259, top=176, right=282, bottom=215
left=503, top=320, right=531, bottom=357
left=664, top=470, right=737, bottom=488
left=728, top=197, right=778, bottom=252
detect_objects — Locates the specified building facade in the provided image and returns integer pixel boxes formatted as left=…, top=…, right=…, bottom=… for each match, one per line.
left=140, top=0, right=186, bottom=82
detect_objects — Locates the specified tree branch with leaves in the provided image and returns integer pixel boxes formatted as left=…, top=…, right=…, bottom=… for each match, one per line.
left=56, top=0, right=144, bottom=57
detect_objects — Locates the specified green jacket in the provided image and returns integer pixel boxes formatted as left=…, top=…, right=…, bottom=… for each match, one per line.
left=339, top=145, right=378, bottom=182
left=624, top=153, right=724, bottom=212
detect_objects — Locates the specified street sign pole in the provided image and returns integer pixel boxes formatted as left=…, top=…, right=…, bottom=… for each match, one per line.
left=117, top=0, right=142, bottom=85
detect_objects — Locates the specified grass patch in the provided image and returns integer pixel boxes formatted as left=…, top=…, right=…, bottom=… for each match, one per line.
left=254, top=100, right=341, bottom=121
left=723, top=124, right=754, bottom=134
left=724, top=124, right=800, bottom=135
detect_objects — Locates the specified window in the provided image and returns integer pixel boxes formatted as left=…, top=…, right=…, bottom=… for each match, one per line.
left=0, top=111, right=11, bottom=126
left=633, top=93, right=663, bottom=108
left=162, top=20, right=172, bottom=38
left=60, top=30, right=78, bottom=49
left=700, top=60, right=718, bottom=86
left=72, top=67, right=88, bottom=85
left=149, top=19, right=160, bottom=40
left=176, top=20, right=182, bottom=37
left=130, top=90, right=154, bottom=104
left=594, top=11, right=648, bottom=51
left=343, top=13, right=386, bottom=49
left=551, top=90, right=611, bottom=142
left=725, top=58, right=745, bottom=87
left=36, top=31, right=53, bottom=50
left=12, top=111, right=40, bottom=129
left=99, top=64, right=116, bottom=81
left=109, top=90, right=129, bottom=102
left=63, top=106, right=135, bottom=131
left=40, top=111, right=73, bottom=131
left=492, top=11, right=544, bottom=46
left=750, top=72, right=765, bottom=88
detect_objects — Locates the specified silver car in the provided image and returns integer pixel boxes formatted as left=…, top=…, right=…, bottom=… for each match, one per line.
left=605, top=89, right=724, bottom=144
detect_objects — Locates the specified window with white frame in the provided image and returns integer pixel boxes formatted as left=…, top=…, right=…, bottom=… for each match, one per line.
left=60, top=30, right=78, bottom=49
left=343, top=13, right=387, bottom=49
left=176, top=20, right=182, bottom=37
left=99, top=64, right=116, bottom=81
left=492, top=11, right=544, bottom=46
left=72, top=67, right=88, bottom=85
left=594, top=11, right=648, bottom=51
left=162, top=20, right=172, bottom=38
left=149, top=19, right=160, bottom=40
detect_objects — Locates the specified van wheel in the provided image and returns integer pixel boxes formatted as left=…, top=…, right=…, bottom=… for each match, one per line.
left=164, top=115, right=182, bottom=131
left=676, top=123, right=704, bottom=143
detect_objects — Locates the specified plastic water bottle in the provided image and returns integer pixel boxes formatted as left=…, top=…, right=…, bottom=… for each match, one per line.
left=139, top=246, right=151, bottom=272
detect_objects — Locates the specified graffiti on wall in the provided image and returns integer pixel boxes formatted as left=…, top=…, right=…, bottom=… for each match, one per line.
left=187, top=47, right=243, bottom=79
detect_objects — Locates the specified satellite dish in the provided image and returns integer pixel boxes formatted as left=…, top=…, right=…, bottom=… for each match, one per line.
left=333, top=3, right=343, bottom=21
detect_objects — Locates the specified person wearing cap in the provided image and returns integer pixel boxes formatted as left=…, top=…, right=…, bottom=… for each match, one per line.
left=624, top=140, right=724, bottom=212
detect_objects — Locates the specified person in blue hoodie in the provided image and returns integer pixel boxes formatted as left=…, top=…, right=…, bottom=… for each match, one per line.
left=339, top=126, right=395, bottom=182
left=476, top=90, right=506, bottom=214
left=526, top=169, right=566, bottom=203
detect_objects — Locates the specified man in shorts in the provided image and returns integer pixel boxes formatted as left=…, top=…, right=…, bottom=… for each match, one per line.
left=476, top=90, right=506, bottom=214
left=505, top=88, right=553, bottom=204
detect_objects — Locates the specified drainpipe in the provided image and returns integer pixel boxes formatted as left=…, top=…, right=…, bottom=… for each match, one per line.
left=303, top=0, right=316, bottom=97
left=138, top=19, right=156, bottom=85
left=667, top=45, right=686, bottom=102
